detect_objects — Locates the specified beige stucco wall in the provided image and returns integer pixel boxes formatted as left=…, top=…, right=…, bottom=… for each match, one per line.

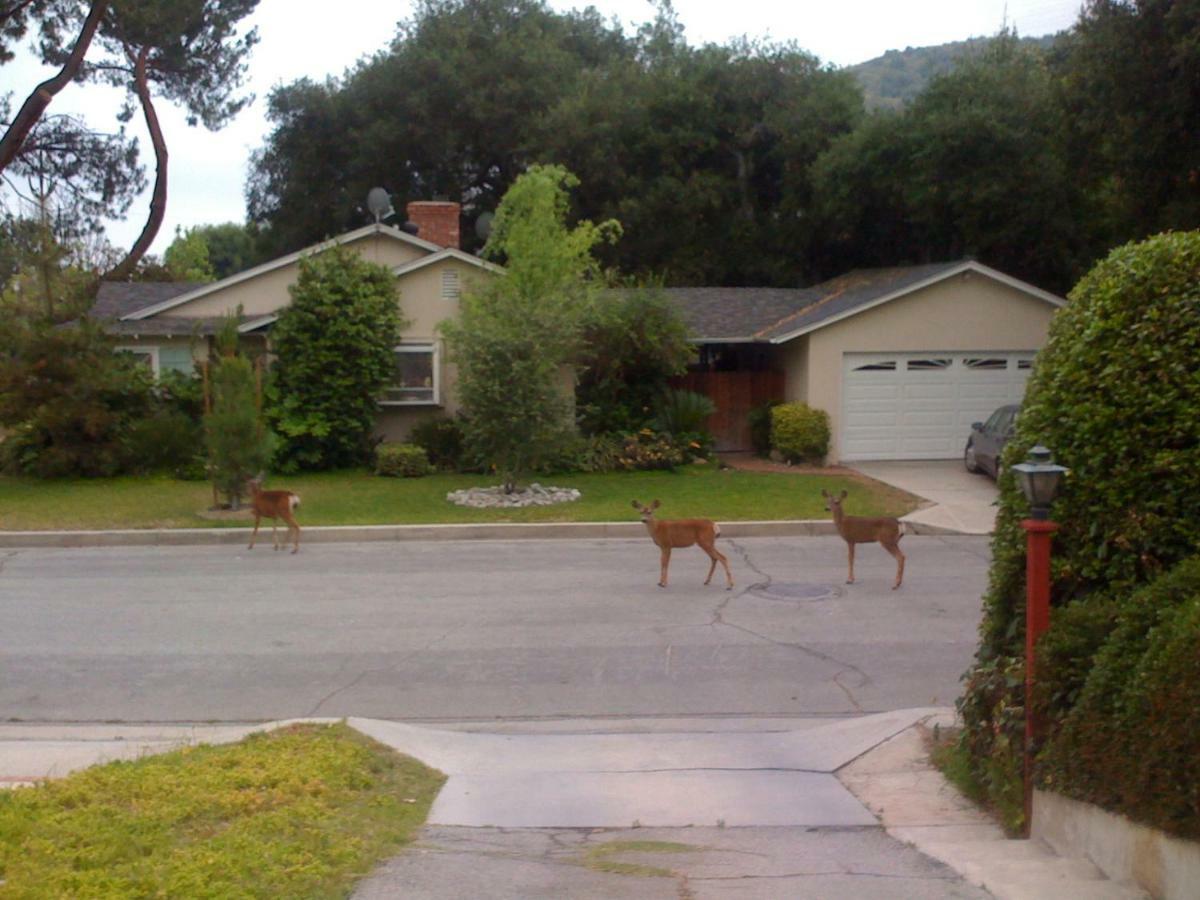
left=775, top=334, right=810, bottom=403
left=798, top=272, right=1059, bottom=462
left=167, top=232, right=428, bottom=320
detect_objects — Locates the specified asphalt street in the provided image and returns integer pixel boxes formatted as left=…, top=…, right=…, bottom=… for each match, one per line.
left=0, top=534, right=989, bottom=723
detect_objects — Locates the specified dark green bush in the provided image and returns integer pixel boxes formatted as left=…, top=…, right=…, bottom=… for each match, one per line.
left=748, top=400, right=780, bottom=457
left=958, top=230, right=1200, bottom=833
left=408, top=416, right=466, bottom=471
left=650, top=388, right=715, bottom=436
left=1037, top=557, right=1200, bottom=839
left=770, top=403, right=830, bottom=464
left=374, top=442, right=433, bottom=478
left=124, top=409, right=203, bottom=475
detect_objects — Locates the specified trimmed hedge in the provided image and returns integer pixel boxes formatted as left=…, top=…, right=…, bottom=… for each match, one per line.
left=1037, top=557, right=1200, bottom=840
left=957, top=230, right=1200, bottom=833
left=374, top=443, right=433, bottom=478
left=770, top=403, right=830, bottom=464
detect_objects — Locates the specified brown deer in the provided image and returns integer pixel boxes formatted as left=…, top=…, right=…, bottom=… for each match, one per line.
left=632, top=499, right=733, bottom=590
left=821, top=489, right=905, bottom=589
left=246, top=477, right=301, bottom=554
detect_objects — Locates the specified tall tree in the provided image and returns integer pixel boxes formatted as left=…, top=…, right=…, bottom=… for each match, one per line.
left=1053, top=0, right=1200, bottom=241
left=247, top=0, right=631, bottom=258
left=440, top=164, right=619, bottom=491
left=0, top=1, right=106, bottom=171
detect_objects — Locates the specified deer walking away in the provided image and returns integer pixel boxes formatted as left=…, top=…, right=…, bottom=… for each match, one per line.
left=246, top=477, right=301, bottom=554
left=633, top=499, right=733, bottom=590
left=822, top=489, right=905, bottom=589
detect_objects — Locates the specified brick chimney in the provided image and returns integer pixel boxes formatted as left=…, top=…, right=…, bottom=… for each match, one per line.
left=406, top=200, right=461, bottom=249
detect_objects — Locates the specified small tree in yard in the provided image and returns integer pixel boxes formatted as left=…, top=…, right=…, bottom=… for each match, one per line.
left=440, top=164, right=619, bottom=492
left=204, top=355, right=270, bottom=509
left=268, top=245, right=405, bottom=470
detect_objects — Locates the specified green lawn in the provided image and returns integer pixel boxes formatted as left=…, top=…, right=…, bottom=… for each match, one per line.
left=0, top=723, right=445, bottom=899
left=0, top=463, right=917, bottom=531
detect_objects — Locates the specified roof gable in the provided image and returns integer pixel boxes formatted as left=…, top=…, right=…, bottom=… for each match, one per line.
left=121, top=223, right=445, bottom=321
left=662, top=261, right=1065, bottom=345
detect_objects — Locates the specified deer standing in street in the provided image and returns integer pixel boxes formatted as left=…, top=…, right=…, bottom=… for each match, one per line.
left=246, top=477, right=301, bottom=554
left=822, top=489, right=905, bottom=589
left=633, top=499, right=733, bottom=590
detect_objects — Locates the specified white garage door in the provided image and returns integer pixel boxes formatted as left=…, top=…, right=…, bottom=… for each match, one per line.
left=841, top=351, right=1035, bottom=461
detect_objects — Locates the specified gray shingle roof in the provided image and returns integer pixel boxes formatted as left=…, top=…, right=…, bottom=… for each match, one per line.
left=665, top=262, right=970, bottom=343
left=91, top=280, right=206, bottom=320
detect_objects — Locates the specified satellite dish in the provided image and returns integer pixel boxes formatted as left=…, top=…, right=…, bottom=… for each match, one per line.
left=366, top=187, right=394, bottom=223
left=475, top=211, right=494, bottom=241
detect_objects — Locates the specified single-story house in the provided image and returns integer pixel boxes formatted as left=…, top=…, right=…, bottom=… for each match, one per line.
left=95, top=205, right=1064, bottom=463
left=664, top=262, right=1065, bottom=460
left=92, top=201, right=500, bottom=442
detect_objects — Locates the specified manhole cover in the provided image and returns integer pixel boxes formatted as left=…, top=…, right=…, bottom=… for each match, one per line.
left=749, top=582, right=840, bottom=603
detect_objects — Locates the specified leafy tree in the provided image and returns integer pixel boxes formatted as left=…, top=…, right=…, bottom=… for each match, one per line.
left=163, top=225, right=215, bottom=281
left=440, top=164, right=619, bottom=492
left=2, top=112, right=144, bottom=243
left=813, top=33, right=1088, bottom=293
left=267, top=244, right=405, bottom=471
left=1053, top=0, right=1200, bottom=242
left=0, top=1, right=107, bottom=171
left=248, top=0, right=626, bottom=258
left=576, top=284, right=693, bottom=435
left=182, top=221, right=260, bottom=278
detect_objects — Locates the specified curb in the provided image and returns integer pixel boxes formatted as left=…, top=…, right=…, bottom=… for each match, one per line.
left=0, top=517, right=958, bottom=549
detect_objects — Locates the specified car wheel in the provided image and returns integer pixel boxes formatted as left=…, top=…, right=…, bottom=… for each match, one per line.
left=964, top=441, right=982, bottom=474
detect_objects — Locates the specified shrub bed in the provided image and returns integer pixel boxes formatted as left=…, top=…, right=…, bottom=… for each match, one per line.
left=1036, top=557, right=1200, bottom=840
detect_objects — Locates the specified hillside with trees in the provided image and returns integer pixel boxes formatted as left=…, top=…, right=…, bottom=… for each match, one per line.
left=848, top=34, right=1057, bottom=110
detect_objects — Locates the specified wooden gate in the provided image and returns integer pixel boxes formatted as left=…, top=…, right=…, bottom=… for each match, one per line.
left=668, top=371, right=785, bottom=452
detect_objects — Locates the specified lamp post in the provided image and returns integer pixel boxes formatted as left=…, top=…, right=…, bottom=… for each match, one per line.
left=1011, top=445, right=1068, bottom=836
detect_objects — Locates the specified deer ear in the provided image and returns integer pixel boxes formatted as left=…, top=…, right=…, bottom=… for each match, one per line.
left=631, top=500, right=641, bottom=510
left=820, top=489, right=829, bottom=498
left=651, top=499, right=661, bottom=509
left=839, top=490, right=848, bottom=499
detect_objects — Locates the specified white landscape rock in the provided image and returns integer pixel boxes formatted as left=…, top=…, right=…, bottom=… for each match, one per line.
left=446, top=483, right=581, bottom=509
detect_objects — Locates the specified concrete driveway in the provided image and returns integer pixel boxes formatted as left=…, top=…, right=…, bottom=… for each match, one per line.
left=849, top=461, right=1000, bottom=535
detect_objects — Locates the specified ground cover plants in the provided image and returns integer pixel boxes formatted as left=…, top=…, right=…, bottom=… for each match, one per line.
left=0, top=723, right=445, bottom=899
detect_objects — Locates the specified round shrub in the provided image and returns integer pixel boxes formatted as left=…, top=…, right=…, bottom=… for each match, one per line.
left=958, top=230, right=1200, bottom=830
left=770, top=403, right=830, bottom=464
left=374, top=442, right=433, bottom=478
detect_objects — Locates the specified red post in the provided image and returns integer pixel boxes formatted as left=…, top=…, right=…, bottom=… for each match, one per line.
left=1022, top=518, right=1059, bottom=836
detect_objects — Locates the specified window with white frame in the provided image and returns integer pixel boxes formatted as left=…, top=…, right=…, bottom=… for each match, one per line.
left=115, top=345, right=160, bottom=377
left=381, top=343, right=438, bottom=405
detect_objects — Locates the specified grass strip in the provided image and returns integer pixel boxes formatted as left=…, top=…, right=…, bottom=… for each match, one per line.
left=0, top=723, right=445, bottom=899
left=0, top=465, right=914, bottom=531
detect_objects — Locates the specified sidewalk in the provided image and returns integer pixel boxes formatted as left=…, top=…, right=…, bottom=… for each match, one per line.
left=0, top=713, right=1146, bottom=898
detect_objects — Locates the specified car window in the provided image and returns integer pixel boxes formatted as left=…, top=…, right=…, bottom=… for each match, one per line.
left=985, top=409, right=1006, bottom=431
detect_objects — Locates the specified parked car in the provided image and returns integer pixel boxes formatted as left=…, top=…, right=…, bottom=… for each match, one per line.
left=964, top=404, right=1018, bottom=479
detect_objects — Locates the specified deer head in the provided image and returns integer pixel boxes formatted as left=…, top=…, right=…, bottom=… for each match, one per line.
left=632, top=499, right=662, bottom=523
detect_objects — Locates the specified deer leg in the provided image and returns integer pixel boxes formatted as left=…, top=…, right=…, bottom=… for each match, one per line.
left=285, top=513, right=300, bottom=554
left=249, top=514, right=262, bottom=550
left=884, top=541, right=905, bottom=589
left=659, top=546, right=671, bottom=588
left=271, top=518, right=281, bottom=551
left=699, top=537, right=733, bottom=590
left=846, top=542, right=856, bottom=584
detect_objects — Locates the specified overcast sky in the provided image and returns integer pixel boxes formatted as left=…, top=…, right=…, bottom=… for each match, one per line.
left=4, top=0, right=1084, bottom=256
